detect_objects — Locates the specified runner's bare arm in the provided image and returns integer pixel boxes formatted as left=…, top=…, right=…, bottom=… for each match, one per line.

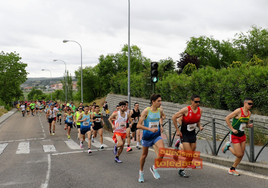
left=108, top=112, right=117, bottom=129
left=160, top=108, right=164, bottom=132
left=101, top=113, right=105, bottom=125
left=225, top=108, right=241, bottom=133
left=129, top=110, right=134, bottom=121
left=137, top=108, right=150, bottom=131
left=77, top=114, right=83, bottom=122
left=197, top=109, right=204, bottom=131
left=172, top=107, right=188, bottom=133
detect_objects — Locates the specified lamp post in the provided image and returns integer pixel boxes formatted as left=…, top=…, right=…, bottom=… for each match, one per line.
left=63, top=40, right=83, bottom=102
left=42, top=69, right=52, bottom=101
left=127, top=0, right=131, bottom=109
left=53, top=59, right=67, bottom=102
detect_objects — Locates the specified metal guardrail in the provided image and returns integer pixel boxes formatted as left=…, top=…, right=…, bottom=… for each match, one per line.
left=167, top=118, right=268, bottom=163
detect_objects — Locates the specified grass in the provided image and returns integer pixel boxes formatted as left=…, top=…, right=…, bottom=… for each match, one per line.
left=0, top=108, right=8, bottom=117
left=73, top=96, right=107, bottom=111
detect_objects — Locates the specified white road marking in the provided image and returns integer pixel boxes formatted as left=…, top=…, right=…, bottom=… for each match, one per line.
left=52, top=150, right=84, bottom=156
left=85, top=139, right=108, bottom=148
left=43, top=145, right=56, bottom=153
left=39, top=115, right=46, bottom=138
left=40, top=154, right=51, bottom=188
left=64, top=140, right=81, bottom=150
left=0, top=143, right=8, bottom=154
left=16, top=142, right=30, bottom=154
left=0, top=138, right=44, bottom=144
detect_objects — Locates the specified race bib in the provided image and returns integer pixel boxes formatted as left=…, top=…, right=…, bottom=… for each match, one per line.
left=239, top=123, right=246, bottom=131
left=83, top=121, right=89, bottom=126
left=149, top=122, right=159, bottom=129
left=95, top=118, right=101, bottom=123
left=120, top=122, right=126, bottom=127
left=187, top=123, right=197, bottom=131
left=68, top=118, right=73, bottom=123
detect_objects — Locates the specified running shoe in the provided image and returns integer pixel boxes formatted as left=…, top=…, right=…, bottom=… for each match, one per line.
left=138, top=171, right=144, bottom=183
left=175, top=139, right=181, bottom=149
left=80, top=142, right=84, bottom=149
left=228, top=169, right=240, bottom=176
left=52, top=132, right=55, bottom=136
left=91, top=137, right=94, bottom=143
left=126, top=147, right=132, bottom=152
left=115, top=157, right=122, bottom=163
left=150, top=166, right=160, bottom=179
left=222, top=142, right=230, bottom=153
left=136, top=145, right=141, bottom=150
left=100, top=145, right=104, bottom=149
left=113, top=144, right=117, bottom=155
left=178, top=170, right=189, bottom=178
left=67, top=135, right=71, bottom=139
left=88, top=149, right=92, bottom=154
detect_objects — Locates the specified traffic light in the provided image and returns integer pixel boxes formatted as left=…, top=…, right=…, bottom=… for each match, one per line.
left=151, top=62, right=159, bottom=83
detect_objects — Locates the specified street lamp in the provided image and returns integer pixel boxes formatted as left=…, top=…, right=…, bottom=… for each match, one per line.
left=63, top=39, right=83, bottom=102
left=127, top=0, right=131, bottom=109
left=42, top=69, right=52, bottom=101
left=53, top=59, right=67, bottom=102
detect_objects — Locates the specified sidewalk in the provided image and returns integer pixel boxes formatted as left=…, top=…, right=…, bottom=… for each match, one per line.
left=0, top=108, right=17, bottom=126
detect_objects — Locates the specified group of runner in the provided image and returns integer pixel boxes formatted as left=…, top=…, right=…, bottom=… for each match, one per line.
left=17, top=94, right=254, bottom=183
left=108, top=94, right=254, bottom=183
left=17, top=100, right=46, bottom=117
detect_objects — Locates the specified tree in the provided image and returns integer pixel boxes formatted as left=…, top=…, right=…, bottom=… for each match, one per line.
left=233, top=25, right=268, bottom=62
left=61, top=71, right=73, bottom=102
left=185, top=36, right=237, bottom=69
left=158, top=57, right=176, bottom=78
left=0, top=51, right=27, bottom=106
left=28, top=88, right=46, bottom=100
left=177, top=52, right=200, bottom=74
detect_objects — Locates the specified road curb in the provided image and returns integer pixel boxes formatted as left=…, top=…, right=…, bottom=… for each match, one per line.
left=200, top=153, right=268, bottom=176
left=0, top=108, right=17, bottom=126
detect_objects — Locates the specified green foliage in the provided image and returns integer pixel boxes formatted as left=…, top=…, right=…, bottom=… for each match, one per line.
left=183, top=63, right=197, bottom=75
left=28, top=88, right=47, bottom=100
left=0, top=51, right=27, bottom=105
left=228, top=61, right=242, bottom=68
left=61, top=71, right=73, bottom=101
left=247, top=55, right=265, bottom=67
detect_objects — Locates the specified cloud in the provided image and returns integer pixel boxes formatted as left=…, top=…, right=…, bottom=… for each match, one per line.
left=0, top=0, right=267, bottom=77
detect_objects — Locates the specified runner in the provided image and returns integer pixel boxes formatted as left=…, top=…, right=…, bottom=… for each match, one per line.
left=137, top=94, right=165, bottom=183
left=76, top=102, right=84, bottom=111
left=35, top=101, right=39, bottom=116
left=20, top=102, right=26, bottom=117
left=129, top=102, right=141, bottom=149
left=75, top=107, right=84, bottom=140
left=172, top=94, right=204, bottom=178
left=56, top=103, right=62, bottom=125
left=46, top=104, right=57, bottom=135
left=16, top=102, right=20, bottom=113
left=64, top=108, right=75, bottom=139
left=222, top=97, right=254, bottom=176
left=29, top=101, right=35, bottom=116
left=91, top=105, right=105, bottom=149
left=26, top=103, right=30, bottom=117
left=108, top=101, right=132, bottom=163
left=39, top=101, right=43, bottom=116
left=125, top=101, right=132, bottom=152
left=77, top=105, right=93, bottom=154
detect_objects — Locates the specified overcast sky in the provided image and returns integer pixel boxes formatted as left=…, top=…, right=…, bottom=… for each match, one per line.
left=1, top=0, right=267, bottom=78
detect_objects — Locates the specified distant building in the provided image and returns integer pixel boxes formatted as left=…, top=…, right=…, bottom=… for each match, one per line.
left=50, top=82, right=77, bottom=91
left=25, top=87, right=32, bottom=90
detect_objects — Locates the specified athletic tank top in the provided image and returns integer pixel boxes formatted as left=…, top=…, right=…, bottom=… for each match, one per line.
left=114, top=111, right=127, bottom=133
left=48, top=109, right=56, bottom=118
left=66, top=114, right=73, bottom=123
left=131, top=109, right=140, bottom=124
left=142, top=107, right=160, bottom=140
left=181, top=106, right=201, bottom=134
left=93, top=112, right=102, bottom=126
left=231, top=108, right=250, bottom=137
left=75, top=111, right=83, bottom=125
left=81, top=113, right=91, bottom=127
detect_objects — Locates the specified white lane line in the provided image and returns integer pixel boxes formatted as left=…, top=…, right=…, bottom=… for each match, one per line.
left=52, top=150, right=84, bottom=156
left=0, top=138, right=45, bottom=144
left=39, top=115, right=46, bottom=138
left=0, top=143, right=8, bottom=154
left=40, top=154, right=51, bottom=188
left=64, top=140, right=81, bottom=150
left=203, top=161, right=268, bottom=180
left=43, top=145, right=56, bottom=153
left=85, top=139, right=108, bottom=148
left=104, top=137, right=113, bottom=142
left=16, top=142, right=30, bottom=154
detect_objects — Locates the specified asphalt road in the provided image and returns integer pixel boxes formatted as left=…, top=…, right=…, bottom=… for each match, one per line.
left=0, top=112, right=267, bottom=188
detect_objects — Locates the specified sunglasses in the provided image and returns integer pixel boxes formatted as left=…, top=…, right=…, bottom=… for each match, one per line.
left=247, top=103, right=253, bottom=105
left=194, top=101, right=201, bottom=103
left=67, top=109, right=71, bottom=111
left=79, top=108, right=82, bottom=110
